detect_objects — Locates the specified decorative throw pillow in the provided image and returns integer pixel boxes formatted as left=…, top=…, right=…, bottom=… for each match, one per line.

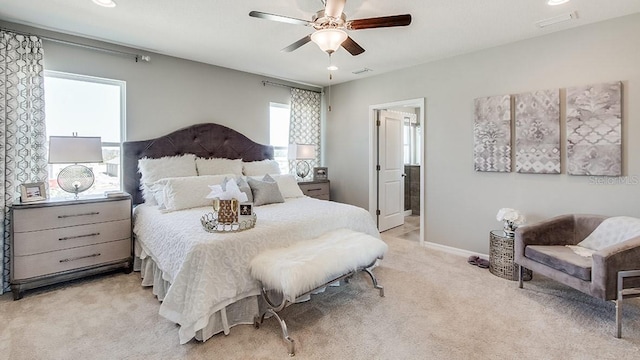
left=152, top=174, right=228, bottom=212
left=577, top=216, right=640, bottom=251
left=242, top=159, right=281, bottom=176
left=138, top=154, right=197, bottom=204
left=195, top=157, right=243, bottom=176
left=271, top=174, right=304, bottom=198
left=247, top=174, right=284, bottom=206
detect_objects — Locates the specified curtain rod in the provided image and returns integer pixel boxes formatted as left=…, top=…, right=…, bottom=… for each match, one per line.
left=262, top=80, right=322, bottom=94
left=0, top=26, right=150, bottom=63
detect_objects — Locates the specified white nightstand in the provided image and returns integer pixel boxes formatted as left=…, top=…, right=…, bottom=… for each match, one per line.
left=10, top=194, right=132, bottom=300
left=298, top=180, right=330, bottom=200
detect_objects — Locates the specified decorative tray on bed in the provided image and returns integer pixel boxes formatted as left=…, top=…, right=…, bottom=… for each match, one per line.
left=200, top=212, right=257, bottom=233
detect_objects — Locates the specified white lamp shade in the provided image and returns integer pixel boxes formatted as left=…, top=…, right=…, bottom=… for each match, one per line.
left=288, top=144, right=317, bottom=160
left=310, top=29, right=348, bottom=54
left=48, top=136, right=104, bottom=164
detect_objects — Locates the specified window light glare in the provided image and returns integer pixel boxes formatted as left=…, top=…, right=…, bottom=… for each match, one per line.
left=92, top=0, right=117, bottom=8
left=547, top=0, right=570, bottom=6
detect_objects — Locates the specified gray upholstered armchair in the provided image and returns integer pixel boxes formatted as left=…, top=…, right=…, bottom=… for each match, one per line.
left=514, top=214, right=640, bottom=337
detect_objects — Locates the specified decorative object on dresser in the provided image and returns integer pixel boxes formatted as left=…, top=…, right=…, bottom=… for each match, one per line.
left=19, top=182, right=47, bottom=203
left=288, top=143, right=316, bottom=180
left=48, top=135, right=104, bottom=198
left=298, top=180, right=330, bottom=200
left=10, top=193, right=132, bottom=300
left=313, top=166, right=328, bottom=181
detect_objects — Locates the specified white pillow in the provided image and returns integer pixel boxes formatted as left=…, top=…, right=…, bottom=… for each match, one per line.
left=196, top=157, right=243, bottom=176
left=152, top=175, right=229, bottom=212
left=577, top=216, right=640, bottom=251
left=138, top=154, right=197, bottom=204
left=242, top=159, right=281, bottom=176
left=271, top=174, right=304, bottom=198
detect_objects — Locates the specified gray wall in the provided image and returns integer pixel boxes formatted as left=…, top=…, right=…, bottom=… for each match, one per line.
left=0, top=21, right=321, bottom=144
left=326, top=14, right=640, bottom=254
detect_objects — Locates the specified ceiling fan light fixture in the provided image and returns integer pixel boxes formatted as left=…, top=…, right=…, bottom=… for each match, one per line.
left=327, top=65, right=338, bottom=71
left=311, top=29, right=348, bottom=54
left=547, top=0, right=570, bottom=5
left=92, top=0, right=117, bottom=8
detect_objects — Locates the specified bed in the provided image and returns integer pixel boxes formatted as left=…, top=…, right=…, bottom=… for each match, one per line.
left=123, top=123, right=380, bottom=344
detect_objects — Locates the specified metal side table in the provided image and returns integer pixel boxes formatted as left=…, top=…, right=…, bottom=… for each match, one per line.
left=489, top=230, right=532, bottom=281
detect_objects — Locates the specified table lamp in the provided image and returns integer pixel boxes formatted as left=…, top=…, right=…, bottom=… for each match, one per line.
left=288, top=144, right=316, bottom=180
left=48, top=135, right=103, bottom=198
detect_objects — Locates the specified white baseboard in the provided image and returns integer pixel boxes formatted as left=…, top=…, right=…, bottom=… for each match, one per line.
left=423, top=241, right=488, bottom=260
left=403, top=210, right=412, bottom=217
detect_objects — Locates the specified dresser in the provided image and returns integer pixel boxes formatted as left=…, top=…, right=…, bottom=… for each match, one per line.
left=10, top=194, right=132, bottom=300
left=298, top=180, right=330, bottom=200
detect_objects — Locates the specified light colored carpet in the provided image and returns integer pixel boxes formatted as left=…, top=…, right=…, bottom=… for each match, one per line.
left=1, top=233, right=639, bottom=360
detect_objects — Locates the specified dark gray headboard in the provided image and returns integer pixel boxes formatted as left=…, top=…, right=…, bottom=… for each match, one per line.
left=123, top=123, right=274, bottom=205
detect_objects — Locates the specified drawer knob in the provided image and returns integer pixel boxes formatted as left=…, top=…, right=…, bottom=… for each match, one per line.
left=58, top=211, right=100, bottom=219
left=58, top=232, right=100, bottom=241
left=59, top=253, right=101, bottom=263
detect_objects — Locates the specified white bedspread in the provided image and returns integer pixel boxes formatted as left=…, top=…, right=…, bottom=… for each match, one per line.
left=133, top=197, right=379, bottom=344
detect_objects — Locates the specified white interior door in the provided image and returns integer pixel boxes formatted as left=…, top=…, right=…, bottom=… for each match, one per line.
left=378, top=110, right=404, bottom=232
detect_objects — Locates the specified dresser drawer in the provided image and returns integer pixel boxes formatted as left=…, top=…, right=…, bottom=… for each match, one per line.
left=300, top=182, right=330, bottom=200
left=12, top=238, right=131, bottom=280
left=13, top=199, right=131, bottom=232
left=13, top=219, right=131, bottom=256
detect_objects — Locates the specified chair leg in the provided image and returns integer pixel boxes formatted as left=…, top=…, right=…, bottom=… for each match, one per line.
left=518, top=264, right=523, bottom=289
left=615, top=299, right=622, bottom=339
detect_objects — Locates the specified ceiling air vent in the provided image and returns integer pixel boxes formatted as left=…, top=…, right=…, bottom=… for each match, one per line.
left=535, top=11, right=578, bottom=28
left=352, top=68, right=373, bottom=75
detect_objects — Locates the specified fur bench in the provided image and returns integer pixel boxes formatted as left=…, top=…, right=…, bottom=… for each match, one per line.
left=250, top=228, right=388, bottom=356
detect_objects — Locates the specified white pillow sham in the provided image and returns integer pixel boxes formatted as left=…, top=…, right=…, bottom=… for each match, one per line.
left=196, top=157, right=243, bottom=176
left=151, top=174, right=229, bottom=212
left=139, top=154, right=197, bottom=204
left=271, top=174, right=304, bottom=198
left=242, top=159, right=281, bottom=176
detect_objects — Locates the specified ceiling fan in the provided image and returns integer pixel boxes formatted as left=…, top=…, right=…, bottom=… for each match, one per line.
left=249, top=0, right=412, bottom=56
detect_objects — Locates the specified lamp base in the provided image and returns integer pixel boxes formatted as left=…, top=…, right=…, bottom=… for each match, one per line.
left=295, top=161, right=311, bottom=180
left=57, top=164, right=95, bottom=199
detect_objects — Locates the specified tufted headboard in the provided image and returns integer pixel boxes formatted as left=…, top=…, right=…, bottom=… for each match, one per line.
left=123, top=123, right=274, bottom=205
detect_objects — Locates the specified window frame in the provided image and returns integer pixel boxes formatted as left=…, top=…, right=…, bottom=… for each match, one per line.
left=44, top=70, right=127, bottom=191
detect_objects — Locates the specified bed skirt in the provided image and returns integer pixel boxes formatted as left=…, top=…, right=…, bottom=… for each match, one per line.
left=135, top=253, right=262, bottom=342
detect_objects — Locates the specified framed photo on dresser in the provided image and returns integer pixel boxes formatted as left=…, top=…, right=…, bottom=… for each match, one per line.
left=19, top=182, right=47, bottom=203
left=313, top=167, right=328, bottom=181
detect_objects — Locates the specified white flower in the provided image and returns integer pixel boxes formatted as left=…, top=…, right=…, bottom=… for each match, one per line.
left=496, top=208, right=525, bottom=225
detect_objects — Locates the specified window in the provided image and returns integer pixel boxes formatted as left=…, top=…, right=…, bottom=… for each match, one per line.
left=403, top=114, right=420, bottom=165
left=269, top=102, right=291, bottom=174
left=44, top=71, right=125, bottom=198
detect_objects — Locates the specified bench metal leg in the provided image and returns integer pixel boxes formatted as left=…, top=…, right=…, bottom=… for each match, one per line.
left=363, top=267, right=384, bottom=297
left=255, top=309, right=296, bottom=356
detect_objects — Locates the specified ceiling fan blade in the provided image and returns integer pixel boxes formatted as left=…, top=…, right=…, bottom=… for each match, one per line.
left=249, top=11, right=311, bottom=26
left=341, top=36, right=365, bottom=56
left=324, top=0, right=346, bottom=19
left=348, top=14, right=412, bottom=30
left=281, top=35, right=312, bottom=52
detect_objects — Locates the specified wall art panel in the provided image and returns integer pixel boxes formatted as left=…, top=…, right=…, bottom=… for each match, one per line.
left=566, top=81, right=622, bottom=176
left=515, top=89, right=560, bottom=174
left=474, top=95, right=511, bottom=172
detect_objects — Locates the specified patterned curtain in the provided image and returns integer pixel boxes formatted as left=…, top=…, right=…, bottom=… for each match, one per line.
left=288, top=88, right=321, bottom=179
left=0, top=31, right=48, bottom=294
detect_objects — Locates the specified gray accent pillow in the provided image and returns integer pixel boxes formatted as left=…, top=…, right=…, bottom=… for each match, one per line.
left=247, top=174, right=284, bottom=206
left=221, top=176, right=253, bottom=203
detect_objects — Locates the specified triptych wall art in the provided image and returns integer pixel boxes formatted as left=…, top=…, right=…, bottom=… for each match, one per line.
left=473, top=81, right=622, bottom=176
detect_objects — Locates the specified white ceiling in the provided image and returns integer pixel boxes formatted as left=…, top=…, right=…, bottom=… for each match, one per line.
left=1, top=0, right=639, bottom=87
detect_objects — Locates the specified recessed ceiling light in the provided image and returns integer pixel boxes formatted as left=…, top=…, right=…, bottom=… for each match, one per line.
left=327, top=65, right=338, bottom=71
left=92, top=0, right=116, bottom=8
left=547, top=0, right=570, bottom=6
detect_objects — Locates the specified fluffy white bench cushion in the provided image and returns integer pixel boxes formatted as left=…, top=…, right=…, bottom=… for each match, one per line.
left=250, top=229, right=388, bottom=301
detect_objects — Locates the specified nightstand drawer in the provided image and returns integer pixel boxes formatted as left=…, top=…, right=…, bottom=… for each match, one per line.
left=12, top=238, right=131, bottom=280
left=300, top=182, right=330, bottom=199
left=13, top=199, right=130, bottom=232
left=13, top=219, right=131, bottom=256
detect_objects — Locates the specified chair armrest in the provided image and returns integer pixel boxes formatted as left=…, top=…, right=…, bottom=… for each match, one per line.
left=591, top=236, right=640, bottom=300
